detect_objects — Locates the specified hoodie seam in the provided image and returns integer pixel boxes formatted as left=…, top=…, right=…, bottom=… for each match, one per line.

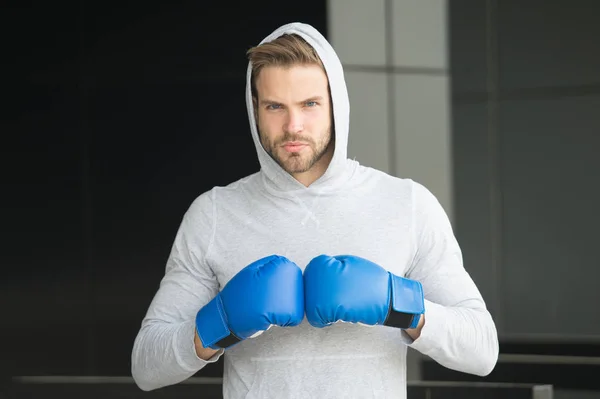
left=405, top=180, right=420, bottom=278
left=203, top=188, right=218, bottom=263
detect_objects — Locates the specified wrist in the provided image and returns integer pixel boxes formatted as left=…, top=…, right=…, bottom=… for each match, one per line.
left=405, top=313, right=425, bottom=340
left=194, top=327, right=220, bottom=360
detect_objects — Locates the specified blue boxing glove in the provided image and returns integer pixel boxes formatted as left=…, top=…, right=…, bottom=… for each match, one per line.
left=196, top=255, right=304, bottom=350
left=304, top=255, right=424, bottom=329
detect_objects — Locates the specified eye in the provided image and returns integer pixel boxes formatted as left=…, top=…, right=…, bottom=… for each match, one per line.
left=305, top=101, right=317, bottom=107
left=266, top=104, right=282, bottom=110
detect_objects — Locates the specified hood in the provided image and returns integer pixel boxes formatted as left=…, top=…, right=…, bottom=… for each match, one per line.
left=245, top=22, right=352, bottom=194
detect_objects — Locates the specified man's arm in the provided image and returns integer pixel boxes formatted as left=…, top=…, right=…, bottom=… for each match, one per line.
left=131, top=191, right=223, bottom=391
left=403, top=181, right=499, bottom=376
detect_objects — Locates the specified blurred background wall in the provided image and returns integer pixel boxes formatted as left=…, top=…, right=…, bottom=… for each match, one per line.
left=2, top=0, right=599, bottom=398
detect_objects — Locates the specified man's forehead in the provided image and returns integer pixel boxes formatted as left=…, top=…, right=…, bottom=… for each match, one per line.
left=256, top=65, right=329, bottom=96
left=257, top=64, right=327, bottom=82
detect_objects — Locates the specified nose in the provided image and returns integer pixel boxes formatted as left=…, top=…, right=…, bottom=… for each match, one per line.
left=283, top=109, right=304, bottom=134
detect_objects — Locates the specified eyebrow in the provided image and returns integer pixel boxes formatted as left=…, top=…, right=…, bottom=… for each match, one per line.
left=260, top=96, right=324, bottom=106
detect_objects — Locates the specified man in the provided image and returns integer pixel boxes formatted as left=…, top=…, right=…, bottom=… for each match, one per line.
left=132, top=22, right=499, bottom=398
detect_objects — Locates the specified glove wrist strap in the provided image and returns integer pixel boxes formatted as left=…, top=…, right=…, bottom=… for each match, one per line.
left=384, top=307, right=418, bottom=329
left=196, top=295, right=242, bottom=349
left=383, top=273, right=425, bottom=329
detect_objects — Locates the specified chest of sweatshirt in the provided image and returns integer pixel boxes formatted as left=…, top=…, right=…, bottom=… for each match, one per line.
left=204, top=171, right=418, bottom=290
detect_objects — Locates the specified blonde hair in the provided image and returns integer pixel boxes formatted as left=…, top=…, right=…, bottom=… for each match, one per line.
left=247, top=34, right=325, bottom=99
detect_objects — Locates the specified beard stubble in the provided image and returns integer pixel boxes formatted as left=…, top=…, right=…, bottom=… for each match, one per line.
left=260, top=128, right=333, bottom=175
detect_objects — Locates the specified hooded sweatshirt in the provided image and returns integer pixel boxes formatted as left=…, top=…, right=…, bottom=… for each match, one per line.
left=131, top=22, right=499, bottom=399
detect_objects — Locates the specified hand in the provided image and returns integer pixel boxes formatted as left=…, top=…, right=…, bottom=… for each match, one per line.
left=303, top=254, right=424, bottom=329
left=196, top=255, right=304, bottom=350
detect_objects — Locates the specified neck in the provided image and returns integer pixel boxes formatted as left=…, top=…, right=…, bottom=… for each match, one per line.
left=294, top=171, right=324, bottom=187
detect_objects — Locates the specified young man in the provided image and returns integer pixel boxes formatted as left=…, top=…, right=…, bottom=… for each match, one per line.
left=132, top=22, right=499, bottom=398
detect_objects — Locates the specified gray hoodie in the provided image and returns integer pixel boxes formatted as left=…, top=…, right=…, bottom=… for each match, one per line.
left=131, top=22, right=499, bottom=399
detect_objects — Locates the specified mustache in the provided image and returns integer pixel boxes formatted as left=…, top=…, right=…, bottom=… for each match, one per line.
left=276, top=133, right=314, bottom=146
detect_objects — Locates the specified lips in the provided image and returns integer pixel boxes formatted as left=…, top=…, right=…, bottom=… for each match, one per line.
left=282, top=141, right=308, bottom=153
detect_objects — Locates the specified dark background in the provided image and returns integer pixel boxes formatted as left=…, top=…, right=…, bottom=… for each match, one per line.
left=2, top=0, right=599, bottom=397
left=1, top=0, right=327, bottom=380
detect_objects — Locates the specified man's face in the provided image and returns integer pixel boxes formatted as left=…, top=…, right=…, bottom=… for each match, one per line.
left=254, top=64, right=334, bottom=185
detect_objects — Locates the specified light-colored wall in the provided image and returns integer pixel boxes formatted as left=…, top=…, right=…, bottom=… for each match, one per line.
left=328, top=0, right=452, bottom=221
left=327, top=0, right=450, bottom=380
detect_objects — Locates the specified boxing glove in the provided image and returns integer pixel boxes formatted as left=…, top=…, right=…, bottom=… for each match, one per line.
left=196, top=255, right=304, bottom=350
left=304, top=254, right=424, bottom=329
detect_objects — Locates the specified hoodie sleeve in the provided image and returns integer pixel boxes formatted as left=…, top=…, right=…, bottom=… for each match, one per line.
left=131, top=190, right=223, bottom=391
left=403, top=181, right=499, bottom=377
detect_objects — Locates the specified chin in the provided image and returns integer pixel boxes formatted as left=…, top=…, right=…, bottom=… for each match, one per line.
left=283, top=163, right=310, bottom=175
left=280, top=158, right=312, bottom=175
left=271, top=146, right=320, bottom=175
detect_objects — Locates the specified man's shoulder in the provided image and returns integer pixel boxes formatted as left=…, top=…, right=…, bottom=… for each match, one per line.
left=355, top=164, right=420, bottom=192
left=353, top=164, right=444, bottom=210
left=188, top=172, right=261, bottom=208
